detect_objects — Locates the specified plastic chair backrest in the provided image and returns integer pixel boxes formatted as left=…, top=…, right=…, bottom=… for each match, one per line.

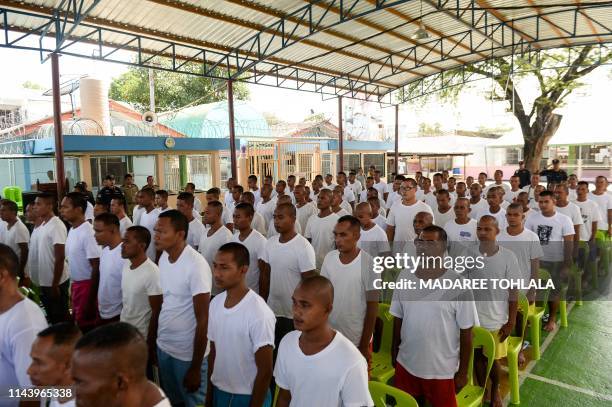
left=472, top=327, right=496, bottom=391
left=368, top=381, right=418, bottom=407
left=2, top=186, right=15, bottom=201
left=537, top=268, right=552, bottom=305
left=517, top=292, right=530, bottom=340
left=376, top=303, right=393, bottom=355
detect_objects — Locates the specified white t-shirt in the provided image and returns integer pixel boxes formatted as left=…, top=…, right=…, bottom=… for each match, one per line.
left=132, top=205, right=145, bottom=226
left=343, top=186, right=356, bottom=204
left=386, top=200, right=433, bottom=242
left=321, top=250, right=377, bottom=346
left=588, top=191, right=612, bottom=231
left=232, top=230, right=267, bottom=293
left=333, top=208, right=351, bottom=218
left=304, top=213, right=339, bottom=269
left=0, top=298, right=48, bottom=406
left=274, top=330, right=373, bottom=407
left=157, top=246, right=212, bottom=361
left=98, top=243, right=125, bottom=319
left=349, top=181, right=363, bottom=200
left=256, top=198, right=277, bottom=229
left=505, top=189, right=522, bottom=203
left=137, top=208, right=160, bottom=260
left=340, top=200, right=353, bottom=215
left=30, top=217, right=69, bottom=287
left=473, top=206, right=508, bottom=229
left=468, top=199, right=489, bottom=219
left=568, top=188, right=578, bottom=202
left=296, top=203, right=317, bottom=234
left=555, top=202, right=583, bottom=230
left=499, top=228, right=543, bottom=291
left=251, top=212, right=267, bottom=237
left=386, top=190, right=401, bottom=208
left=574, top=199, right=602, bottom=241
left=390, top=269, right=479, bottom=379
left=193, top=197, right=203, bottom=214
left=0, top=219, right=29, bottom=269
left=261, top=234, right=316, bottom=318
left=525, top=211, right=575, bottom=262
left=249, top=189, right=262, bottom=206
left=119, top=216, right=133, bottom=237
left=467, top=246, right=522, bottom=330
left=444, top=218, right=478, bottom=257
left=432, top=207, right=455, bottom=228
left=65, top=222, right=101, bottom=282
left=84, top=201, right=94, bottom=223
left=208, top=290, right=275, bottom=395
left=374, top=181, right=387, bottom=198
left=120, top=258, right=162, bottom=337
left=224, top=192, right=235, bottom=208
left=372, top=214, right=387, bottom=231
left=199, top=226, right=232, bottom=295
left=187, top=218, right=206, bottom=250
left=358, top=224, right=390, bottom=256
left=423, top=192, right=438, bottom=209
left=484, top=183, right=511, bottom=198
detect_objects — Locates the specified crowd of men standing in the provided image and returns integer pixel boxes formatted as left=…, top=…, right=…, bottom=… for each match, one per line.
left=0, top=161, right=610, bottom=407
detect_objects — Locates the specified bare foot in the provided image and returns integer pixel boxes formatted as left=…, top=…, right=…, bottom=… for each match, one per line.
left=492, top=390, right=503, bottom=407
left=518, top=350, right=527, bottom=368
left=544, top=320, right=557, bottom=332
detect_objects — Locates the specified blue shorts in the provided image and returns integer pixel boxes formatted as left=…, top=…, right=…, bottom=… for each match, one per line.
left=157, top=348, right=208, bottom=407
left=212, top=386, right=272, bottom=407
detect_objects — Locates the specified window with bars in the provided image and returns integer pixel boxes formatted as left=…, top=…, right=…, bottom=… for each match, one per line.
left=164, top=155, right=181, bottom=193
left=187, top=155, right=213, bottom=191
left=321, top=153, right=332, bottom=176
left=363, top=153, right=385, bottom=177
left=336, top=153, right=361, bottom=173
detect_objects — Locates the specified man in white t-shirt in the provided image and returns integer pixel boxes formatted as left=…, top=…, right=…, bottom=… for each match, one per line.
left=516, top=191, right=536, bottom=220
left=484, top=170, right=511, bottom=197
left=506, top=175, right=522, bottom=203
left=386, top=178, right=433, bottom=244
left=337, top=172, right=356, bottom=211
left=525, top=191, right=574, bottom=332
left=110, top=196, right=133, bottom=237
left=31, top=193, right=70, bottom=324
left=444, top=198, right=478, bottom=257
left=348, top=171, right=363, bottom=201
left=499, top=203, right=543, bottom=364
left=246, top=175, right=262, bottom=206
left=185, top=182, right=203, bottom=214
left=321, top=216, right=378, bottom=362
left=354, top=202, right=390, bottom=257
left=223, top=185, right=244, bottom=232
left=231, top=203, right=267, bottom=293
left=0, top=244, right=48, bottom=407
left=156, top=210, right=211, bottom=406
left=455, top=181, right=468, bottom=199
left=432, top=189, right=455, bottom=227
left=470, top=216, right=520, bottom=407
left=72, top=322, right=171, bottom=407
left=567, top=174, right=578, bottom=201
left=589, top=175, right=612, bottom=238
left=304, top=189, right=339, bottom=269
left=0, top=199, right=29, bottom=283
left=391, top=226, right=478, bottom=407
left=554, top=183, right=583, bottom=260
left=224, top=178, right=237, bottom=208
left=135, top=188, right=161, bottom=262
left=521, top=173, right=541, bottom=201
left=274, top=276, right=373, bottom=407
left=294, top=185, right=317, bottom=233
left=27, top=322, right=81, bottom=407
left=385, top=175, right=404, bottom=209
left=240, top=192, right=267, bottom=236
left=206, top=243, right=275, bottom=407
left=199, top=201, right=232, bottom=295
left=331, top=188, right=350, bottom=217
left=468, top=183, right=489, bottom=219
left=93, top=213, right=125, bottom=324
left=176, top=192, right=206, bottom=251
left=260, top=203, right=316, bottom=352
left=155, top=190, right=171, bottom=213
left=132, top=191, right=145, bottom=226
left=120, top=225, right=163, bottom=361
left=359, top=177, right=379, bottom=202
left=323, top=173, right=337, bottom=191
left=256, top=184, right=277, bottom=230
left=373, top=170, right=387, bottom=201
left=61, top=192, right=101, bottom=332
left=474, top=188, right=508, bottom=229
left=574, top=181, right=601, bottom=264
left=367, top=196, right=387, bottom=231
left=421, top=178, right=438, bottom=209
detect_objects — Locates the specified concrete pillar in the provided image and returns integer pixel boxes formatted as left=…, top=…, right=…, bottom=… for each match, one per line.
left=155, top=154, right=165, bottom=188
left=80, top=154, right=92, bottom=186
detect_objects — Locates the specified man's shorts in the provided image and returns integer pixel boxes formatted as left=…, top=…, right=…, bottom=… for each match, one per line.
left=394, top=363, right=457, bottom=407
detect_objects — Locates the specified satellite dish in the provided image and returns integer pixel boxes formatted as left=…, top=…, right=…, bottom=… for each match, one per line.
left=142, top=111, right=158, bottom=126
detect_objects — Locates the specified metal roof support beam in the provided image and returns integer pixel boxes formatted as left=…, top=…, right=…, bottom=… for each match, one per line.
left=473, top=0, right=537, bottom=46
left=208, top=0, right=413, bottom=79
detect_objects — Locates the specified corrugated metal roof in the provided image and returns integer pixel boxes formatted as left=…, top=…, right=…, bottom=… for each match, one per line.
left=0, top=0, right=610, bottom=100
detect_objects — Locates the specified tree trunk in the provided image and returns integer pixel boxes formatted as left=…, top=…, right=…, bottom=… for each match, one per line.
left=522, top=113, right=563, bottom=173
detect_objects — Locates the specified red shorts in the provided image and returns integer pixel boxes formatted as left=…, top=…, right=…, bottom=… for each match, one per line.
left=71, top=280, right=98, bottom=329
left=394, top=363, right=457, bottom=407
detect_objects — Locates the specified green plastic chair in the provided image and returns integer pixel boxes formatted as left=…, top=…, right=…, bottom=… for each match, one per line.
left=507, top=292, right=530, bottom=405
left=2, top=186, right=23, bottom=212
left=595, top=230, right=610, bottom=276
left=456, top=327, right=496, bottom=407
left=369, top=381, right=418, bottom=407
left=529, top=269, right=552, bottom=360
left=370, top=303, right=395, bottom=384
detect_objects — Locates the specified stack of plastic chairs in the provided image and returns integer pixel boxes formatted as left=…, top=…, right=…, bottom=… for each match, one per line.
left=2, top=186, right=24, bottom=212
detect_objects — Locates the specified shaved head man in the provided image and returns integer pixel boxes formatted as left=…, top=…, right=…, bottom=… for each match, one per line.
left=71, top=322, right=169, bottom=407
left=274, top=276, right=373, bottom=406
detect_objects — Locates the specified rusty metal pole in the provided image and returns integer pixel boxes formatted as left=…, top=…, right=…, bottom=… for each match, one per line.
left=338, top=96, right=344, bottom=173
left=51, top=53, right=66, bottom=200
left=394, top=104, right=399, bottom=175
left=227, top=79, right=238, bottom=180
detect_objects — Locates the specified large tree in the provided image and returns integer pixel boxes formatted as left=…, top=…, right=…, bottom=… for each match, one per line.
left=110, top=65, right=249, bottom=113
left=403, top=45, right=612, bottom=172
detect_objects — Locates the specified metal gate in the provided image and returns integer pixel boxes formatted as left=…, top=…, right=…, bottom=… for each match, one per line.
left=246, top=141, right=321, bottom=183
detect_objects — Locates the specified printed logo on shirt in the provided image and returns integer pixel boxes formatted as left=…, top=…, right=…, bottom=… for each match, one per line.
left=582, top=214, right=588, bottom=225
left=536, top=225, right=553, bottom=245
left=459, top=231, right=472, bottom=238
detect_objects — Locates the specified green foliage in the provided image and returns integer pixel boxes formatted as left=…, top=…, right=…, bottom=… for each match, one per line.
left=418, top=122, right=442, bottom=136
left=304, top=112, right=327, bottom=122
left=109, top=64, right=249, bottom=113
left=21, top=81, right=44, bottom=90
